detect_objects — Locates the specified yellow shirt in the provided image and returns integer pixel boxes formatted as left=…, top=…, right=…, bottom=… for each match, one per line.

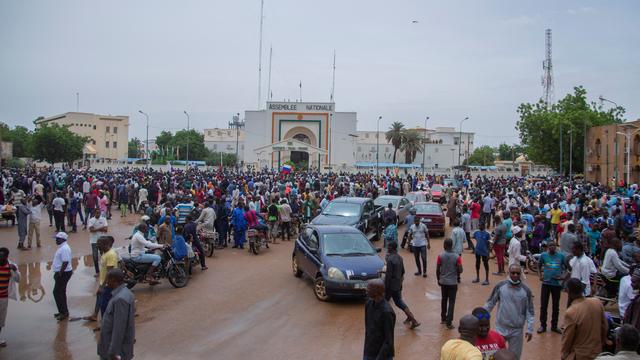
left=550, top=208, right=563, bottom=224
left=99, top=249, right=119, bottom=285
left=440, top=339, right=482, bottom=360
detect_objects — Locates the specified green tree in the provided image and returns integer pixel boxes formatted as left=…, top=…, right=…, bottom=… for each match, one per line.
left=385, top=121, right=405, bottom=163
left=128, top=138, right=142, bottom=158
left=155, top=130, right=173, bottom=150
left=496, top=143, right=524, bottom=161
left=31, top=124, right=88, bottom=164
left=9, top=126, right=33, bottom=158
left=465, top=145, right=496, bottom=166
left=170, top=129, right=207, bottom=160
left=204, top=151, right=237, bottom=167
left=516, top=86, right=624, bottom=174
left=400, top=129, right=424, bottom=163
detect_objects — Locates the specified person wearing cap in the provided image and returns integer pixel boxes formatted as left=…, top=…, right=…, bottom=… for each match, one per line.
left=472, top=307, right=507, bottom=359
left=52, top=232, right=73, bottom=321
left=507, top=226, right=526, bottom=269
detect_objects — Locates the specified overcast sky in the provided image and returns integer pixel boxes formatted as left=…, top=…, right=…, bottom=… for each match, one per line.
left=1, top=0, right=638, bottom=146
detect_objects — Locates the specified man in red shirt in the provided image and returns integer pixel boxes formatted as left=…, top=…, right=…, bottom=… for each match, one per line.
left=470, top=198, right=482, bottom=231
left=0, top=247, right=20, bottom=347
left=473, top=306, right=506, bottom=359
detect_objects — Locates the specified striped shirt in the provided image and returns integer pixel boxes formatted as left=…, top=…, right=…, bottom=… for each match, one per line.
left=175, top=202, right=194, bottom=224
left=0, top=263, right=11, bottom=298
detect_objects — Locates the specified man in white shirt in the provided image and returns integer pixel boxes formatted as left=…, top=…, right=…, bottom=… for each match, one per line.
left=618, top=267, right=637, bottom=319
left=508, top=226, right=527, bottom=268
left=28, top=198, right=44, bottom=248
left=88, top=209, right=108, bottom=276
left=409, top=217, right=430, bottom=277
left=52, top=232, right=72, bottom=321
left=52, top=192, right=66, bottom=232
left=602, top=238, right=630, bottom=279
left=195, top=201, right=216, bottom=232
left=569, top=241, right=597, bottom=297
left=130, top=224, right=164, bottom=284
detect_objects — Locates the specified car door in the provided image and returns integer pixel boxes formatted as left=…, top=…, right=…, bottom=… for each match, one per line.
left=362, top=201, right=375, bottom=237
left=306, top=231, right=322, bottom=274
left=398, top=197, right=412, bottom=222
left=296, top=227, right=316, bottom=277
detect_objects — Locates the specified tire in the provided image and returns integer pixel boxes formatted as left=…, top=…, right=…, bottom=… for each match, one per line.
left=125, top=278, right=137, bottom=289
left=292, top=255, right=303, bottom=277
left=167, top=264, right=189, bottom=288
left=314, top=276, right=330, bottom=301
left=251, top=240, right=260, bottom=255
left=203, top=239, right=214, bottom=257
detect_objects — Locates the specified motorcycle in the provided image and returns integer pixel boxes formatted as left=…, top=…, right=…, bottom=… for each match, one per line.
left=197, top=224, right=217, bottom=256
left=526, top=251, right=541, bottom=274
left=590, top=272, right=619, bottom=305
left=119, top=247, right=189, bottom=289
left=247, top=227, right=269, bottom=255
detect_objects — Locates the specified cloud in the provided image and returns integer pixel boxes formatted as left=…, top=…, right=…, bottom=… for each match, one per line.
left=503, top=15, right=535, bottom=25
left=567, top=6, right=595, bottom=15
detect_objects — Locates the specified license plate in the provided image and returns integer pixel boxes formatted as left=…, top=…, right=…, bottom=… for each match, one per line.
left=354, top=282, right=367, bottom=289
left=424, top=218, right=432, bottom=222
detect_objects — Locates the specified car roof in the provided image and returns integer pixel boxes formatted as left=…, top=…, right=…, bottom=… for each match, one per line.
left=376, top=195, right=402, bottom=199
left=330, top=197, right=370, bottom=204
left=414, top=201, right=440, bottom=206
left=307, top=224, right=364, bottom=234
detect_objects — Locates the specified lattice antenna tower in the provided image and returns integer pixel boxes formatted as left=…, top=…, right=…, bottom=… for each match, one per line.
left=541, top=28, right=554, bottom=108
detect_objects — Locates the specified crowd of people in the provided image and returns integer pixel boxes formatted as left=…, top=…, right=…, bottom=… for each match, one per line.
left=1, top=166, right=640, bottom=359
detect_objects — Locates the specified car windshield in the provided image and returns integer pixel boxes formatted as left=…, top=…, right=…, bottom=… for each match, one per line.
left=322, top=202, right=361, bottom=217
left=323, top=233, right=377, bottom=256
left=407, top=193, right=427, bottom=203
left=414, top=203, right=442, bottom=214
left=374, top=197, right=399, bottom=208
left=431, top=185, right=442, bottom=192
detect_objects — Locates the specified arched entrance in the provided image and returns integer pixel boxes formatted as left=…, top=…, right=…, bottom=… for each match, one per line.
left=290, top=134, right=310, bottom=167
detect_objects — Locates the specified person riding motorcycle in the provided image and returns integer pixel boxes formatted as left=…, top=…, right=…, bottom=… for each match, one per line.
left=130, top=223, right=165, bottom=285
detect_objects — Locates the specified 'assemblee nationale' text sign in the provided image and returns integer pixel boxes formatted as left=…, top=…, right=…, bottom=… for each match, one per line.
left=267, top=102, right=334, bottom=112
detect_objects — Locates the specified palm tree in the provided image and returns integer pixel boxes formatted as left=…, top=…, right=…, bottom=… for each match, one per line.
left=400, top=129, right=424, bottom=163
left=385, top=122, right=405, bottom=163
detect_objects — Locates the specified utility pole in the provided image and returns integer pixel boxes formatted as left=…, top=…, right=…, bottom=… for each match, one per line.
left=559, top=124, right=563, bottom=175
left=230, top=113, right=243, bottom=172
left=569, top=127, right=573, bottom=178
left=184, top=111, right=190, bottom=164
left=376, top=116, right=382, bottom=176
left=542, top=29, right=554, bottom=108
left=422, top=116, right=429, bottom=175
left=257, top=0, right=264, bottom=109
left=138, top=110, right=149, bottom=169
left=458, top=117, right=469, bottom=172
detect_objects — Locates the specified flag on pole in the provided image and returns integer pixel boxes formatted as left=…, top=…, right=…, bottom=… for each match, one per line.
left=281, top=164, right=292, bottom=174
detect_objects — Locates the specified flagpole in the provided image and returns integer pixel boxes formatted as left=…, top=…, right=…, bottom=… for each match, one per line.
left=299, top=81, right=302, bottom=102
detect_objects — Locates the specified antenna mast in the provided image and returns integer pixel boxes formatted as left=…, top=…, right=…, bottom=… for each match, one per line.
left=330, top=50, right=336, bottom=102
left=257, top=0, right=265, bottom=109
left=541, top=28, right=554, bottom=108
left=267, top=45, right=272, bottom=103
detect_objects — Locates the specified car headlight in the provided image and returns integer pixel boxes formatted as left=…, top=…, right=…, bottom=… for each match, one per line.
left=327, top=267, right=346, bottom=280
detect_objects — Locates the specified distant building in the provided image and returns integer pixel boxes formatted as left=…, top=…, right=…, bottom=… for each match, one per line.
left=203, top=128, right=246, bottom=162
left=0, top=141, right=13, bottom=165
left=586, top=119, right=640, bottom=184
left=34, top=112, right=129, bottom=161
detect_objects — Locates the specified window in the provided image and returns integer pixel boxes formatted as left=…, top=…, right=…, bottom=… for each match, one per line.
left=435, top=148, right=439, bottom=153
left=357, top=146, right=361, bottom=152
left=113, top=141, right=117, bottom=148
left=113, top=127, right=118, bottom=134
left=93, top=125, right=96, bottom=130
left=208, top=131, right=212, bottom=136
left=105, top=141, right=110, bottom=148
left=241, top=145, right=244, bottom=150
left=213, top=144, right=217, bottom=150
left=453, top=137, right=459, bottom=145
left=106, top=126, right=110, bottom=133
left=217, top=131, right=222, bottom=136
left=370, top=146, right=375, bottom=152
left=595, top=139, right=602, bottom=157
left=365, top=133, right=369, bottom=139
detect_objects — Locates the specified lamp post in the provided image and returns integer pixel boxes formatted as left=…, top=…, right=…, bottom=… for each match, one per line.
left=183, top=111, right=190, bottom=165
left=422, top=116, right=429, bottom=175
left=616, top=128, right=640, bottom=186
left=599, top=96, right=619, bottom=108
left=376, top=116, right=382, bottom=176
left=138, top=110, right=149, bottom=169
left=458, top=116, right=469, bottom=171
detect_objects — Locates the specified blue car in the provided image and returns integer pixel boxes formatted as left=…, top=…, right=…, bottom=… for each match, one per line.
left=292, top=225, right=384, bottom=301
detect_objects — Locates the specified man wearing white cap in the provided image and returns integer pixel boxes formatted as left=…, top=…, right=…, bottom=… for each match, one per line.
left=52, top=232, right=72, bottom=321
left=508, top=226, right=527, bottom=269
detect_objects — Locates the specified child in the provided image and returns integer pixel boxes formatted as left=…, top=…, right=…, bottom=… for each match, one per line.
left=436, top=238, right=463, bottom=329
left=473, top=222, right=491, bottom=285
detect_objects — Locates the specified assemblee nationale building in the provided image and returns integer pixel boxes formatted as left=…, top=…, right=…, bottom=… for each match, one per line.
left=204, top=101, right=475, bottom=172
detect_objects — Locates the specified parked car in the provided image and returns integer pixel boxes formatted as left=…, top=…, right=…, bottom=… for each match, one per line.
left=413, top=201, right=445, bottom=236
left=292, top=225, right=384, bottom=301
left=373, top=195, right=413, bottom=224
left=312, top=197, right=384, bottom=241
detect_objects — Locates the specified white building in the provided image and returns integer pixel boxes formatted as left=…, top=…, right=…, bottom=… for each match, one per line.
left=203, top=101, right=474, bottom=171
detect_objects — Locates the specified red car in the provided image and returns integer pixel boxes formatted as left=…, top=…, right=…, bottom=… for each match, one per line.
left=430, top=184, right=445, bottom=202
left=414, top=201, right=445, bottom=236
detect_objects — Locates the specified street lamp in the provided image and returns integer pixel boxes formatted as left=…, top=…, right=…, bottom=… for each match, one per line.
left=183, top=111, right=190, bottom=164
left=599, top=96, right=619, bottom=108
left=138, top=110, right=149, bottom=169
left=458, top=116, right=469, bottom=170
left=616, top=128, right=640, bottom=186
left=376, top=116, right=382, bottom=176
left=422, top=116, right=429, bottom=175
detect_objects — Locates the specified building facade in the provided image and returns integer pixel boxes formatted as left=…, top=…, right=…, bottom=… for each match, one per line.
left=35, top=112, right=129, bottom=161
left=586, top=120, right=640, bottom=185
left=203, top=128, right=246, bottom=162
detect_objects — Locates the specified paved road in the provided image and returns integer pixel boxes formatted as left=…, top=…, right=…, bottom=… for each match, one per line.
left=0, top=212, right=564, bottom=359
